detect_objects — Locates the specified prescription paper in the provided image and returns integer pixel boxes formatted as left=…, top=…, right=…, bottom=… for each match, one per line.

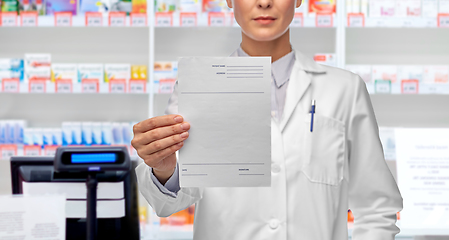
left=0, top=195, right=66, bottom=240
left=178, top=57, right=271, bottom=188
left=396, top=129, right=449, bottom=230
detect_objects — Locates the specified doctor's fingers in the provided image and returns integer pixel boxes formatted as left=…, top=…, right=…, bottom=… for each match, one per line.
left=132, top=121, right=190, bottom=147
left=139, top=142, right=183, bottom=169
left=137, top=131, right=189, bottom=156
left=133, top=114, right=184, bottom=133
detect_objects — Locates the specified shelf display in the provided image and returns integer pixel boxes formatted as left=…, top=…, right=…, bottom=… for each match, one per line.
left=0, top=119, right=136, bottom=157
left=0, top=54, right=148, bottom=93
left=346, top=64, right=449, bottom=94
left=1, top=0, right=449, bottom=239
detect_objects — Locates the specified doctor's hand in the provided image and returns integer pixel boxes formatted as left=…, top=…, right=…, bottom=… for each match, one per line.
left=132, top=114, right=190, bottom=185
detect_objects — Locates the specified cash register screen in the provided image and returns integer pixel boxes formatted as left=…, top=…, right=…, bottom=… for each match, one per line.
left=71, top=153, right=117, bottom=164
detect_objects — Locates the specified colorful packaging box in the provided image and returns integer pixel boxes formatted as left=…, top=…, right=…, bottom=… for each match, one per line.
left=23, top=128, right=34, bottom=145
left=104, top=64, right=130, bottom=83
left=101, top=122, right=112, bottom=145
left=132, top=0, right=146, bottom=13
left=25, top=67, right=51, bottom=82
left=308, top=0, right=336, bottom=15
left=423, top=66, right=449, bottom=83
left=1, top=0, right=19, bottom=12
left=0, top=59, right=23, bottom=70
left=313, top=54, right=336, bottom=67
left=78, top=64, right=104, bottom=83
left=178, top=0, right=200, bottom=12
left=154, top=61, right=177, bottom=93
left=91, top=122, right=102, bottom=145
left=32, top=128, right=43, bottom=146
left=81, top=122, right=93, bottom=145
left=19, top=0, right=44, bottom=15
left=79, top=0, right=100, bottom=13
left=131, top=65, right=147, bottom=81
left=52, top=63, right=77, bottom=83
left=71, top=122, right=82, bottom=145
left=0, top=59, right=24, bottom=83
left=369, top=0, right=395, bottom=17
left=156, top=0, right=176, bottom=12
left=395, top=0, right=421, bottom=17
left=61, top=122, right=72, bottom=145
left=45, top=0, right=77, bottom=15
left=24, top=54, right=51, bottom=82
left=51, top=128, right=62, bottom=145
left=202, top=0, right=229, bottom=12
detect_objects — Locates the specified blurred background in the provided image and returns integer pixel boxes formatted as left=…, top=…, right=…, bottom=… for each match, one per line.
left=1, top=0, right=449, bottom=239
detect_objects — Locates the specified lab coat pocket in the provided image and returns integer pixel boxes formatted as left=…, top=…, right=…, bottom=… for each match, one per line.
left=302, top=114, right=345, bottom=186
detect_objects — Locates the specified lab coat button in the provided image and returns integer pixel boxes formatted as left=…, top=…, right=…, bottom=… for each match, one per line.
left=271, top=111, right=276, bottom=118
left=269, top=219, right=279, bottom=229
left=272, top=164, right=280, bottom=173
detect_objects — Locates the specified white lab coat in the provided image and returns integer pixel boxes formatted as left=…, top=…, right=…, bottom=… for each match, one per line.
left=136, top=50, right=403, bottom=240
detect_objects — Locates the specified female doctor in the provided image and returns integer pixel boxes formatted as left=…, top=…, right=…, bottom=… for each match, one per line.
left=132, top=0, right=403, bottom=239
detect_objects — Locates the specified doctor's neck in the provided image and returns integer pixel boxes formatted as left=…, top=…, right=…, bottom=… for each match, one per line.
left=240, top=28, right=292, bottom=63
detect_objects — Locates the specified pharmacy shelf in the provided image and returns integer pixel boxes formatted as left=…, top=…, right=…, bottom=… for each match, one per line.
left=1, top=15, right=148, bottom=27
left=347, top=16, right=441, bottom=28
left=0, top=93, right=148, bottom=127
left=154, top=11, right=337, bottom=28
left=1, top=81, right=151, bottom=94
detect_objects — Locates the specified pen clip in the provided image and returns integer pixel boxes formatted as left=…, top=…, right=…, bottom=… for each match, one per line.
left=310, top=100, right=316, bottom=132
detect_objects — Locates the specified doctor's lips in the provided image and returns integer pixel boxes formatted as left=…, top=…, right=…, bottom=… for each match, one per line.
left=253, top=16, right=277, bottom=24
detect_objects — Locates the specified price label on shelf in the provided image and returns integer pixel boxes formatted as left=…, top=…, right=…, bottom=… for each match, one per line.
left=374, top=80, right=391, bottom=94
left=2, top=78, right=20, bottom=92
left=82, top=79, right=99, bottom=93
left=316, top=13, right=333, bottom=27
left=109, top=79, right=127, bottom=93
left=24, top=145, right=41, bottom=156
left=86, top=12, right=103, bottom=27
left=155, top=12, right=173, bottom=27
left=291, top=13, right=304, bottom=27
left=208, top=12, right=225, bottom=26
left=0, top=144, right=18, bottom=158
left=55, top=79, right=72, bottom=93
left=44, top=145, right=59, bottom=156
left=180, top=12, right=197, bottom=27
left=131, top=13, right=147, bottom=26
left=109, top=12, right=126, bottom=27
left=374, top=19, right=386, bottom=27
left=401, top=19, right=416, bottom=28
left=55, top=12, right=72, bottom=26
left=347, top=13, right=364, bottom=27
left=0, top=144, right=17, bottom=159
left=438, top=14, right=449, bottom=28
left=129, top=80, right=146, bottom=93
left=1, top=12, right=18, bottom=26
left=29, top=79, right=46, bottom=93
left=21, top=12, right=38, bottom=26
left=425, top=19, right=437, bottom=28
left=401, top=80, right=419, bottom=94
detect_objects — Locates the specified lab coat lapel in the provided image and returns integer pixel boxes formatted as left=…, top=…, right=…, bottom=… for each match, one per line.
left=280, top=51, right=327, bottom=132
left=280, top=64, right=311, bottom=132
